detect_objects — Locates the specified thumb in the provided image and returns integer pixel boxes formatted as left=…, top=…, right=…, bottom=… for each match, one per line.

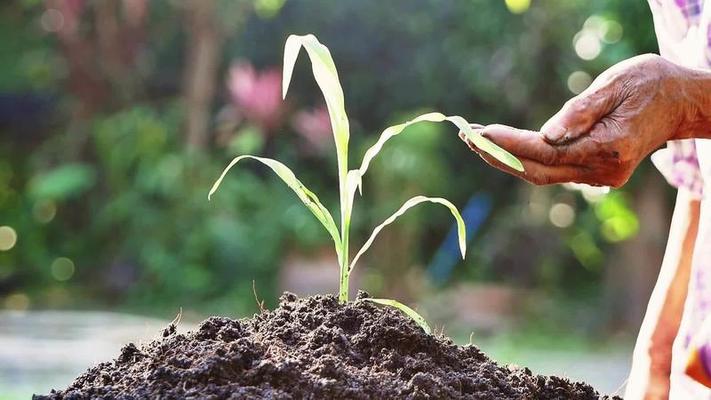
left=541, top=88, right=618, bottom=144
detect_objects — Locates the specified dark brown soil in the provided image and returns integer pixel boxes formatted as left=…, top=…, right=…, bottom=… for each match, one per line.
left=37, top=292, right=621, bottom=399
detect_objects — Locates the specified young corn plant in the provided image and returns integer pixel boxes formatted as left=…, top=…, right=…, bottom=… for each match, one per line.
left=209, top=34, right=523, bottom=333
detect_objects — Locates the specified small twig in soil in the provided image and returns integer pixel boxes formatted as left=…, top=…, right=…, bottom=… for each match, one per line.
left=467, top=332, right=475, bottom=346
left=171, top=307, right=183, bottom=327
left=253, top=280, right=266, bottom=313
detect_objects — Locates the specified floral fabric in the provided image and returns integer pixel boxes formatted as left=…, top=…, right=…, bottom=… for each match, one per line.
left=647, top=0, right=711, bottom=397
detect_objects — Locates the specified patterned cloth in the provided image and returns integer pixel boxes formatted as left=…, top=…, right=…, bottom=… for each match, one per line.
left=647, top=0, right=711, bottom=397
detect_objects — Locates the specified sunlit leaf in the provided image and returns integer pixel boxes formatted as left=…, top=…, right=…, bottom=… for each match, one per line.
left=357, top=113, right=523, bottom=184
left=208, top=155, right=341, bottom=256
left=358, top=112, right=446, bottom=178
left=283, top=34, right=350, bottom=191
left=343, top=169, right=362, bottom=223
left=364, top=298, right=432, bottom=334
left=458, top=118, right=524, bottom=172
left=349, top=196, right=466, bottom=273
left=283, top=34, right=354, bottom=302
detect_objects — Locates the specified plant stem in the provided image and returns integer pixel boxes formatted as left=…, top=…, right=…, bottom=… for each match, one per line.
left=337, top=134, right=350, bottom=303
left=338, top=230, right=349, bottom=303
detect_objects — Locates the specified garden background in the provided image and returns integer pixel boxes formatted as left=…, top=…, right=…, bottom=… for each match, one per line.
left=0, top=0, right=669, bottom=397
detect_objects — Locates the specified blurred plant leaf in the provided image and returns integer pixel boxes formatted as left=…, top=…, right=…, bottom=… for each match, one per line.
left=208, top=155, right=341, bottom=256
left=350, top=195, right=466, bottom=273
left=364, top=297, right=431, bottom=334
left=28, top=164, right=96, bottom=201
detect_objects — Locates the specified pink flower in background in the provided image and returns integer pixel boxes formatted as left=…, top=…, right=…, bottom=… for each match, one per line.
left=291, top=106, right=333, bottom=153
left=227, top=61, right=284, bottom=132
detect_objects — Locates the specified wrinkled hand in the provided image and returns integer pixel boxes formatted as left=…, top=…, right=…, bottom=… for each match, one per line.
left=461, top=54, right=707, bottom=187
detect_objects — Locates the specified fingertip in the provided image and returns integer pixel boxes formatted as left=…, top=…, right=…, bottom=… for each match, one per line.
left=540, top=122, right=568, bottom=144
left=479, top=124, right=511, bottom=141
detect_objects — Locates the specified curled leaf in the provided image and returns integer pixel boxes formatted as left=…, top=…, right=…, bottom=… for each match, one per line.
left=350, top=196, right=466, bottom=273
left=358, top=113, right=524, bottom=182
left=208, top=155, right=341, bottom=256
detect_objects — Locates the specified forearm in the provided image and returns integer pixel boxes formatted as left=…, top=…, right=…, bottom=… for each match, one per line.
left=674, top=66, right=711, bottom=140
left=648, top=194, right=698, bottom=369
left=626, top=191, right=699, bottom=399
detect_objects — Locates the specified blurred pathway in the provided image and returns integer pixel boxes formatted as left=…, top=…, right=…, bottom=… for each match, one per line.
left=0, top=311, right=185, bottom=399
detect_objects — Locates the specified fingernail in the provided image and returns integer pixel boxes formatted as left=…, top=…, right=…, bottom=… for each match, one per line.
left=542, top=124, right=567, bottom=143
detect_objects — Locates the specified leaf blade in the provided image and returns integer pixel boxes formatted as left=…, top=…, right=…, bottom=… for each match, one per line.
left=349, top=196, right=466, bottom=273
left=282, top=34, right=349, bottom=185
left=358, top=112, right=446, bottom=177
left=208, top=155, right=341, bottom=255
left=455, top=117, right=524, bottom=172
left=357, top=113, right=524, bottom=181
left=364, top=298, right=432, bottom=334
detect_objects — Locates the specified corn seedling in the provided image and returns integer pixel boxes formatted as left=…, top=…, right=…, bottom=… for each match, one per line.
left=209, top=34, right=523, bottom=333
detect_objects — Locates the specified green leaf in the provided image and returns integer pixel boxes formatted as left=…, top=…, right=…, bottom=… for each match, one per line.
left=208, top=155, right=341, bottom=256
left=284, top=34, right=352, bottom=299
left=358, top=112, right=523, bottom=177
left=364, top=298, right=432, bottom=334
left=457, top=118, right=524, bottom=172
left=358, top=112, right=446, bottom=178
left=283, top=34, right=350, bottom=190
left=349, top=196, right=466, bottom=273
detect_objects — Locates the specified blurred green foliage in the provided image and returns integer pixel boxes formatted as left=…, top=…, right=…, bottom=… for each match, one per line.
left=0, top=0, right=666, bottom=321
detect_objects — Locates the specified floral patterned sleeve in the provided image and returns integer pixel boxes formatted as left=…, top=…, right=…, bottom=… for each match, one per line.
left=651, top=140, right=705, bottom=199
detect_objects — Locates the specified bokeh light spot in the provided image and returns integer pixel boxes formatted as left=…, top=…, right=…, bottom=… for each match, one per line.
left=583, top=15, right=606, bottom=37
left=567, top=71, right=592, bottom=94
left=574, top=31, right=602, bottom=60
left=549, top=203, right=575, bottom=228
left=255, top=0, right=286, bottom=19
left=505, top=0, right=530, bottom=14
left=602, top=20, right=623, bottom=44
left=40, top=8, right=64, bottom=33
left=0, top=226, right=17, bottom=251
left=5, top=293, right=30, bottom=311
left=51, top=257, right=75, bottom=281
left=33, top=200, right=57, bottom=224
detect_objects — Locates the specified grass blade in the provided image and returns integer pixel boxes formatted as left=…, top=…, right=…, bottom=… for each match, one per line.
left=358, top=112, right=446, bottom=177
left=349, top=196, right=466, bottom=273
left=358, top=113, right=524, bottom=181
left=283, top=33, right=350, bottom=196
left=284, top=34, right=352, bottom=301
left=364, top=298, right=432, bottom=334
left=208, top=155, right=341, bottom=256
left=455, top=117, right=524, bottom=172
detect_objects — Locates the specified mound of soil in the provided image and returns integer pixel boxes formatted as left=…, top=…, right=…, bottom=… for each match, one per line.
left=38, top=292, right=620, bottom=399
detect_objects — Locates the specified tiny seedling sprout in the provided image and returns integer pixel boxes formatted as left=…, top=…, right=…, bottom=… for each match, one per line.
left=209, top=34, right=523, bottom=333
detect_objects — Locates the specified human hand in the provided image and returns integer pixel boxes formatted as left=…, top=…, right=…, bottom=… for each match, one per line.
left=461, top=54, right=711, bottom=187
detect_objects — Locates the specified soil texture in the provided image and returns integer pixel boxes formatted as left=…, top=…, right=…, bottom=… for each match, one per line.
left=38, top=292, right=621, bottom=399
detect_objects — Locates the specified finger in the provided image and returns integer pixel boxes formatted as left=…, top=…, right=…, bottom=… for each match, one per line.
left=472, top=145, right=589, bottom=186
left=479, top=124, right=561, bottom=165
left=541, top=86, right=620, bottom=144
left=459, top=123, right=485, bottom=150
